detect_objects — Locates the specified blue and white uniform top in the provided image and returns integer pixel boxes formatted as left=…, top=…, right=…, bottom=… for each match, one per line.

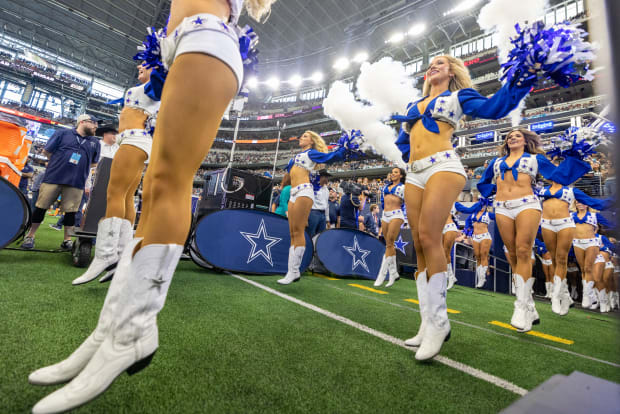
left=572, top=211, right=614, bottom=229
left=455, top=201, right=495, bottom=227
left=598, top=234, right=614, bottom=255
left=537, top=186, right=614, bottom=211
left=477, top=153, right=591, bottom=198
left=534, top=238, right=548, bottom=255
left=393, top=81, right=533, bottom=163
left=286, top=147, right=346, bottom=173
left=381, top=182, right=405, bottom=211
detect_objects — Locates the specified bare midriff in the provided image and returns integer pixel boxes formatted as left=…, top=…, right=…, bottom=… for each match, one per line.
left=574, top=212, right=596, bottom=239
left=409, top=96, right=454, bottom=162
left=601, top=250, right=610, bottom=261
left=290, top=165, right=311, bottom=188
left=541, top=183, right=570, bottom=220
left=118, top=107, right=148, bottom=133
left=495, top=165, right=535, bottom=201
left=473, top=217, right=489, bottom=236
left=384, top=193, right=402, bottom=212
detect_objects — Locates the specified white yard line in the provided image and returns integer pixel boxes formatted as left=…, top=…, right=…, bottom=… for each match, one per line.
left=227, top=272, right=528, bottom=396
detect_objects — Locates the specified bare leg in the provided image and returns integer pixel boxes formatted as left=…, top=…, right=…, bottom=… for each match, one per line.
left=512, top=209, right=542, bottom=280
left=287, top=197, right=313, bottom=248
left=442, top=231, right=458, bottom=263
left=385, top=219, right=404, bottom=257
left=405, top=183, right=425, bottom=275
left=106, top=145, right=147, bottom=220
left=480, top=239, right=491, bottom=267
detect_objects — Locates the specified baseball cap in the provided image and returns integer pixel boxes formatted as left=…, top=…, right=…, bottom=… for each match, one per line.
left=76, top=114, right=99, bottom=124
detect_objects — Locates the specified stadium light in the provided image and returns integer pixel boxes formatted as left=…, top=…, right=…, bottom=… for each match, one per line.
left=288, top=74, right=303, bottom=88
left=333, top=57, right=350, bottom=71
left=311, top=71, right=324, bottom=83
left=266, top=76, right=280, bottom=90
left=247, top=77, right=258, bottom=89
left=353, top=51, right=369, bottom=63
left=443, top=0, right=483, bottom=16
left=408, top=23, right=426, bottom=37
left=387, top=32, right=405, bottom=44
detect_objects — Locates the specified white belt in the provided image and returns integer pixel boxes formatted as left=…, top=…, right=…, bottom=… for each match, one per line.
left=408, top=150, right=459, bottom=173
left=494, top=195, right=538, bottom=209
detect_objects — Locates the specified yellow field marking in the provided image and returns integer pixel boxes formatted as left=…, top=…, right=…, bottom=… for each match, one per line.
left=348, top=284, right=388, bottom=294
left=311, top=273, right=339, bottom=280
left=489, top=321, right=574, bottom=345
left=404, top=299, right=461, bottom=314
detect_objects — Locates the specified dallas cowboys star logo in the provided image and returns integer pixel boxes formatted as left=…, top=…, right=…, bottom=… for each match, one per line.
left=394, top=235, right=409, bottom=255
left=240, top=219, right=282, bottom=266
left=343, top=236, right=370, bottom=272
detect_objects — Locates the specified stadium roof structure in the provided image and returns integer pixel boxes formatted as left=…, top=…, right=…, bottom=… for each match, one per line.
left=0, top=0, right=494, bottom=88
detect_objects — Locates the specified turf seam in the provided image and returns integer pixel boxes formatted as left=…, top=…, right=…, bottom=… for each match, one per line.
left=227, top=272, right=529, bottom=396
left=322, top=283, right=620, bottom=369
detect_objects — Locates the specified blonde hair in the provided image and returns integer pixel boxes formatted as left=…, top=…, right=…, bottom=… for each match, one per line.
left=422, top=55, right=473, bottom=96
left=245, top=0, right=276, bottom=21
left=499, top=128, right=544, bottom=156
left=305, top=130, right=328, bottom=153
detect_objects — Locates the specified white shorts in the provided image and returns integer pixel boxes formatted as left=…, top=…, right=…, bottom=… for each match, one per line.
left=541, top=258, right=553, bottom=266
left=472, top=232, right=492, bottom=243
left=567, top=265, right=579, bottom=272
left=405, top=150, right=467, bottom=190
left=595, top=254, right=606, bottom=264
left=161, top=13, right=244, bottom=91
left=605, top=261, right=614, bottom=270
left=382, top=209, right=405, bottom=223
left=531, top=251, right=535, bottom=260
left=289, top=183, right=314, bottom=204
left=118, top=129, right=152, bottom=161
left=494, top=195, right=541, bottom=220
left=443, top=223, right=458, bottom=234
left=541, top=217, right=575, bottom=233
left=573, top=238, right=599, bottom=251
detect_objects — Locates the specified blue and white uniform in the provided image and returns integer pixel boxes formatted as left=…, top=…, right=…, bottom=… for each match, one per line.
left=538, top=186, right=613, bottom=232
left=454, top=201, right=494, bottom=242
left=598, top=234, right=616, bottom=270
left=443, top=206, right=459, bottom=234
left=534, top=238, right=552, bottom=265
left=286, top=148, right=346, bottom=203
left=393, top=82, right=533, bottom=189
left=381, top=182, right=405, bottom=223
left=572, top=211, right=613, bottom=250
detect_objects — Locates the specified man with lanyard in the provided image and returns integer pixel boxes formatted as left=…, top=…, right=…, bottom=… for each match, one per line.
left=328, top=187, right=340, bottom=228
left=18, top=159, right=34, bottom=197
left=306, top=170, right=330, bottom=237
left=21, top=114, right=100, bottom=250
left=363, top=204, right=381, bottom=237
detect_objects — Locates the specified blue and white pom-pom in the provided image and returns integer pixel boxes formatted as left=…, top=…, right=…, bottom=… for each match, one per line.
left=501, top=21, right=597, bottom=88
left=332, top=130, right=366, bottom=159
left=546, top=126, right=605, bottom=159
left=133, top=27, right=168, bottom=101
left=234, top=25, right=260, bottom=82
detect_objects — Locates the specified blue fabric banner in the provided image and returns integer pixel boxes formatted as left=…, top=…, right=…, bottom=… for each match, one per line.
left=194, top=209, right=313, bottom=275
left=0, top=177, right=30, bottom=249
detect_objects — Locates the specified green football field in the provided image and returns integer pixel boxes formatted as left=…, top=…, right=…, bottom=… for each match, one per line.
left=2, top=217, right=619, bottom=413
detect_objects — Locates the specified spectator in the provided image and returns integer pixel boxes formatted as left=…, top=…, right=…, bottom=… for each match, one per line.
left=363, top=204, right=381, bottom=237
left=306, top=170, right=330, bottom=237
left=460, top=168, right=473, bottom=201
left=18, top=159, right=34, bottom=197
left=21, top=114, right=100, bottom=250
left=339, top=184, right=360, bottom=230
left=604, top=162, right=616, bottom=196
left=328, top=188, right=340, bottom=228
left=30, top=166, right=46, bottom=210
left=471, top=160, right=488, bottom=200
left=275, top=178, right=290, bottom=218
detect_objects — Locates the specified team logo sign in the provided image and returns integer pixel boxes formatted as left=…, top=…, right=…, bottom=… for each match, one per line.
left=315, top=229, right=385, bottom=279
left=394, top=234, right=409, bottom=255
left=194, top=209, right=312, bottom=275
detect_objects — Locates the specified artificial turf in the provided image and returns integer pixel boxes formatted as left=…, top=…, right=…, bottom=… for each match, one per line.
left=2, top=217, right=619, bottom=413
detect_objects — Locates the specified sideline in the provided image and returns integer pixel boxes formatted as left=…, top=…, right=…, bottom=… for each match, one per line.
left=227, top=272, right=528, bottom=396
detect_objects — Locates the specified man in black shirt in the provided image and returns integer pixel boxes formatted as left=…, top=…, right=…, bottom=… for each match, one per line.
left=328, top=188, right=340, bottom=228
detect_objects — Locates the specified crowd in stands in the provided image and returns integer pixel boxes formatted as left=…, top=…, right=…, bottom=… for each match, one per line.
left=0, top=53, right=90, bottom=89
left=0, top=100, right=75, bottom=124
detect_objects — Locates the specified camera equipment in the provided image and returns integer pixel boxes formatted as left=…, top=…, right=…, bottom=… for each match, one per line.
left=340, top=180, right=363, bottom=196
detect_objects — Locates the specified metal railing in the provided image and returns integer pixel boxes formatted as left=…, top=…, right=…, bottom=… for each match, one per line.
left=452, top=242, right=513, bottom=293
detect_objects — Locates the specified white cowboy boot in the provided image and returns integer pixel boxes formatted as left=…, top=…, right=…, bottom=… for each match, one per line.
left=597, top=289, right=609, bottom=313
left=72, top=218, right=130, bottom=285
left=99, top=220, right=134, bottom=283
left=405, top=270, right=427, bottom=347
left=373, top=255, right=389, bottom=287
left=559, top=278, right=571, bottom=316
left=582, top=280, right=592, bottom=308
left=415, top=272, right=451, bottom=361
left=511, top=274, right=536, bottom=332
left=446, top=263, right=457, bottom=290
left=588, top=283, right=599, bottom=310
left=385, top=256, right=400, bottom=288
left=32, top=239, right=183, bottom=414
left=550, top=276, right=562, bottom=315
left=28, top=236, right=138, bottom=386
left=545, top=282, right=552, bottom=298
left=570, top=284, right=578, bottom=300
left=476, top=266, right=487, bottom=288
left=277, top=246, right=304, bottom=285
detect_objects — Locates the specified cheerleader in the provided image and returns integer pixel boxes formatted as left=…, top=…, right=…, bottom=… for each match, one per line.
left=572, top=203, right=614, bottom=310
left=374, top=167, right=406, bottom=287
left=71, top=63, right=158, bottom=285
left=594, top=233, right=616, bottom=312
left=277, top=131, right=355, bottom=285
left=395, top=54, right=537, bottom=360
left=443, top=205, right=460, bottom=290
left=477, top=129, right=587, bottom=332
left=29, top=1, right=277, bottom=412
left=454, top=196, right=494, bottom=288
left=534, top=237, right=554, bottom=299
left=538, top=178, right=612, bottom=315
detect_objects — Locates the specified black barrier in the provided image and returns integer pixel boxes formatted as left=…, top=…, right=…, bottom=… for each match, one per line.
left=80, top=157, right=113, bottom=234
left=193, top=209, right=313, bottom=275
left=394, top=227, right=416, bottom=267
left=0, top=176, right=30, bottom=249
left=315, top=228, right=385, bottom=279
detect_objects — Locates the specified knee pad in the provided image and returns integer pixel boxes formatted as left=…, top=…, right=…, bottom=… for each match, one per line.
left=63, top=212, right=76, bottom=227
left=32, top=207, right=47, bottom=224
left=161, top=13, right=244, bottom=91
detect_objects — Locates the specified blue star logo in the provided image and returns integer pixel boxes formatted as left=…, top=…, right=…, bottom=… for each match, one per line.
left=343, top=236, right=370, bottom=272
left=394, top=235, right=409, bottom=255
left=437, top=107, right=444, bottom=113
left=445, top=152, right=451, bottom=158
left=449, top=111, right=455, bottom=117
left=430, top=157, right=436, bottom=164
left=192, top=17, right=203, bottom=25
left=240, top=219, right=282, bottom=266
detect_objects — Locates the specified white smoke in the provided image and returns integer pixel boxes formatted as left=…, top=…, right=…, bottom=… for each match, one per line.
left=477, top=0, right=548, bottom=63
left=508, top=99, right=526, bottom=127
left=323, top=81, right=407, bottom=169
left=356, top=57, right=420, bottom=116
